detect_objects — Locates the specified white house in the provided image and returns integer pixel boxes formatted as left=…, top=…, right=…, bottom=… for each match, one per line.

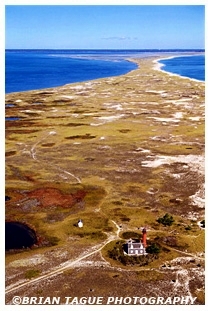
left=124, top=228, right=147, bottom=256
left=125, top=238, right=147, bottom=256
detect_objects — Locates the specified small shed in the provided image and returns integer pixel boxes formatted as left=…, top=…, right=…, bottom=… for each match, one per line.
left=77, top=219, right=83, bottom=228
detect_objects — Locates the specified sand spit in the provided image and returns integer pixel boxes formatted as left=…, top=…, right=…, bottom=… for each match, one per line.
left=5, top=54, right=205, bottom=304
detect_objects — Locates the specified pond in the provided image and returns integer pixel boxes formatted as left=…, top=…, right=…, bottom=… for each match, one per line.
left=5, top=221, right=37, bottom=250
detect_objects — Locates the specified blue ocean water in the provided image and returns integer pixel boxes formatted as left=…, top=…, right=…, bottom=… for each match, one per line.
left=5, top=50, right=138, bottom=94
left=158, top=55, right=205, bottom=81
left=5, top=49, right=205, bottom=94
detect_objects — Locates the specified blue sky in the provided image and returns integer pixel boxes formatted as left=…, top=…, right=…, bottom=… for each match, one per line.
left=5, top=5, right=205, bottom=49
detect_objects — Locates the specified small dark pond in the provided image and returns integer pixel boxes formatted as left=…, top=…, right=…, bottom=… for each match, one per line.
left=5, top=221, right=37, bottom=250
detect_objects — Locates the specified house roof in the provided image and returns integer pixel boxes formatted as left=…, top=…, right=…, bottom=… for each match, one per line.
left=128, top=243, right=144, bottom=248
left=127, top=239, right=145, bottom=249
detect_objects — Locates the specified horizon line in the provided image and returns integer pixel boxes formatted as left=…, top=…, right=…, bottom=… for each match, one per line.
left=5, top=48, right=205, bottom=51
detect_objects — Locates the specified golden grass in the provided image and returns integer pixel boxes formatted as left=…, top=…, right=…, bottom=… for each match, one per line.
left=5, top=55, right=205, bottom=300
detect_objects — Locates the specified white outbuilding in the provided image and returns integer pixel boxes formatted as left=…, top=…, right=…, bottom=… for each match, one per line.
left=77, top=219, right=83, bottom=228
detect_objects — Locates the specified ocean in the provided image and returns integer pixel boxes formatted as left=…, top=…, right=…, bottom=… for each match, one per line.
left=158, top=54, right=205, bottom=82
left=5, top=49, right=205, bottom=94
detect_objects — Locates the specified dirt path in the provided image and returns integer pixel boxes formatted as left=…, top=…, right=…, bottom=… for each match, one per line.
left=29, top=130, right=82, bottom=183
left=5, top=221, right=121, bottom=295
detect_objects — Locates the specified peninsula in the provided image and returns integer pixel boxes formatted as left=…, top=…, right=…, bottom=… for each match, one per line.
left=5, top=55, right=205, bottom=304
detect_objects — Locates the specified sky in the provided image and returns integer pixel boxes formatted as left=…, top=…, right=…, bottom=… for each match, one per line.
left=5, top=4, right=205, bottom=49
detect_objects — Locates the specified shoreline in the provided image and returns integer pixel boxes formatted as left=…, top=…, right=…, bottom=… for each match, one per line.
left=5, top=52, right=204, bottom=96
left=5, top=53, right=205, bottom=220
left=153, top=53, right=205, bottom=84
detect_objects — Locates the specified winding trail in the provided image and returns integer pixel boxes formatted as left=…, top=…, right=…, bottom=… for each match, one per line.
left=5, top=217, right=204, bottom=300
left=30, top=131, right=56, bottom=160
left=29, top=130, right=81, bottom=183
left=5, top=221, right=121, bottom=295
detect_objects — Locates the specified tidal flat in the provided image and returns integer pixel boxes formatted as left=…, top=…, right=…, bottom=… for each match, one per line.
left=5, top=55, right=205, bottom=304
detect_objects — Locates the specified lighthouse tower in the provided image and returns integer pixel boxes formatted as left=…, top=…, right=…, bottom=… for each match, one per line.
left=142, top=227, right=147, bottom=248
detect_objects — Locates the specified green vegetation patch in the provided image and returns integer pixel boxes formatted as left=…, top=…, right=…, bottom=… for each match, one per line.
left=157, top=213, right=175, bottom=226
left=25, top=269, right=40, bottom=279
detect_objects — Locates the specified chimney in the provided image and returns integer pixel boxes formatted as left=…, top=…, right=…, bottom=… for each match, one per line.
left=142, top=227, right=147, bottom=248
